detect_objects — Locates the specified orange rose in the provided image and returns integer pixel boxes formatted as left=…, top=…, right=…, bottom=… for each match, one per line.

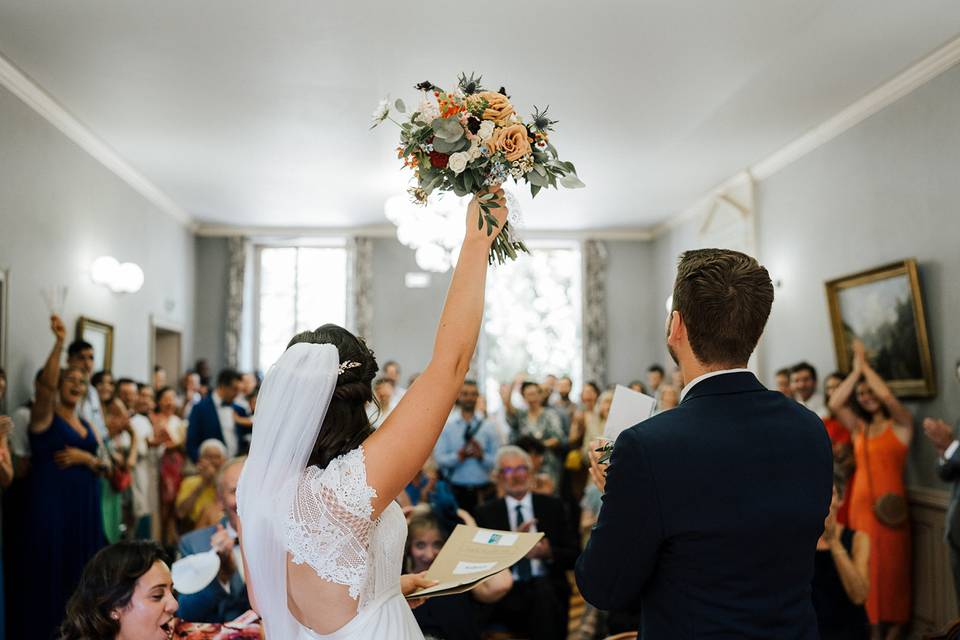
left=477, top=91, right=515, bottom=123
left=489, top=124, right=532, bottom=162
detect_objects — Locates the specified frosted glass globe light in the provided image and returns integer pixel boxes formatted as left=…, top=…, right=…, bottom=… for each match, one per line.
left=91, top=256, right=120, bottom=286
left=112, top=262, right=145, bottom=293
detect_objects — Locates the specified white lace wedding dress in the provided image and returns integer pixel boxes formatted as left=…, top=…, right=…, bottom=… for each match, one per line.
left=237, top=343, right=424, bottom=639
left=285, top=447, right=423, bottom=639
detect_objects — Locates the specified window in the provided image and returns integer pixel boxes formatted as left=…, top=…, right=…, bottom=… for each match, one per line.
left=255, top=244, right=347, bottom=372
left=482, top=242, right=582, bottom=408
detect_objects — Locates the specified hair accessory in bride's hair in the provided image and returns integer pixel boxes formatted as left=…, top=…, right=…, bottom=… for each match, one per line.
left=338, top=360, right=361, bottom=376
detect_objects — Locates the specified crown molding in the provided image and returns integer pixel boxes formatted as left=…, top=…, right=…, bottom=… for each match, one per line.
left=0, top=51, right=194, bottom=228
left=195, top=222, right=656, bottom=241
left=656, top=34, right=960, bottom=239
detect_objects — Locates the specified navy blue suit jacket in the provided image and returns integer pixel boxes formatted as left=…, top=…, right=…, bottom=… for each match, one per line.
left=176, top=519, right=249, bottom=623
left=186, top=395, right=249, bottom=462
left=575, top=372, right=833, bottom=639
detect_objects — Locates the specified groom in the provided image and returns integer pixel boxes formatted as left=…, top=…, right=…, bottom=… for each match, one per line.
left=576, top=249, right=833, bottom=639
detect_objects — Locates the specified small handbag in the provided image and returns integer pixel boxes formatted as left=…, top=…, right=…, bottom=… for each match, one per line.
left=863, top=429, right=908, bottom=528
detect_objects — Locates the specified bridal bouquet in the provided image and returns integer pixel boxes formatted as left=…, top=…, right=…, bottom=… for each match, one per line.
left=371, top=73, right=585, bottom=265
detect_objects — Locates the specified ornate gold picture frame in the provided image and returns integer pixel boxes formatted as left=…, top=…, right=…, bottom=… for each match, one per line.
left=825, top=259, right=935, bottom=398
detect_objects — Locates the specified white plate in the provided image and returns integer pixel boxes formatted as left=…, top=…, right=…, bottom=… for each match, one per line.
left=171, top=550, right=220, bottom=594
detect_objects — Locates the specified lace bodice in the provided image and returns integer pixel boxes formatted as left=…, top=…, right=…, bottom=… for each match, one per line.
left=284, top=446, right=407, bottom=610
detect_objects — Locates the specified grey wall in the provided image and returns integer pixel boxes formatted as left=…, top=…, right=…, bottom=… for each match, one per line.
left=652, top=63, right=960, bottom=490
left=605, top=240, right=663, bottom=385
left=192, top=236, right=229, bottom=372
left=0, top=84, right=195, bottom=406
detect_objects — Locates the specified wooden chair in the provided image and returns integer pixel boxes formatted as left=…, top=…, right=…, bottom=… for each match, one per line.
left=603, top=633, right=639, bottom=640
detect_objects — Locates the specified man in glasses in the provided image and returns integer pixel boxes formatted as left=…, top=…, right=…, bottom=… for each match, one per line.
left=474, top=445, right=579, bottom=640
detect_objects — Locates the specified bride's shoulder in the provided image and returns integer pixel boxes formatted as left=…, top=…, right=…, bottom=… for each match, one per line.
left=298, top=446, right=378, bottom=513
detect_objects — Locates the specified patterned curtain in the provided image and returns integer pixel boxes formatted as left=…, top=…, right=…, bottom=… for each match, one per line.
left=347, top=236, right=374, bottom=340
left=224, top=236, right=247, bottom=369
left=582, top=239, right=608, bottom=386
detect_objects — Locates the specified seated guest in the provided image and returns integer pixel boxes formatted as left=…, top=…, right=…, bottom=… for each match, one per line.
left=177, top=439, right=228, bottom=531
left=187, top=368, right=243, bottom=461
left=475, top=446, right=579, bottom=640
left=434, top=380, right=499, bottom=514
left=502, top=381, right=566, bottom=489
left=60, top=540, right=262, bottom=639
left=60, top=540, right=179, bottom=640
left=178, top=457, right=250, bottom=623
left=515, top=435, right=556, bottom=496
left=27, top=315, right=107, bottom=640
left=405, top=511, right=512, bottom=640
left=813, top=481, right=870, bottom=639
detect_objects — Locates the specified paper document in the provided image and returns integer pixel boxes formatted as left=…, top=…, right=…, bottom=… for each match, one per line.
left=602, top=384, right=657, bottom=442
left=404, top=525, right=544, bottom=600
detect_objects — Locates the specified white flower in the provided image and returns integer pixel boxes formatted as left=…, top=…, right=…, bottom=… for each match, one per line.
left=370, top=98, right=390, bottom=128
left=477, top=120, right=495, bottom=142
left=417, top=94, right=441, bottom=124
left=467, top=139, right=482, bottom=161
left=448, top=151, right=469, bottom=175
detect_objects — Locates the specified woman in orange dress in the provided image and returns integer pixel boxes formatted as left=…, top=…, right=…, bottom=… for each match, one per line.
left=829, top=340, right=913, bottom=640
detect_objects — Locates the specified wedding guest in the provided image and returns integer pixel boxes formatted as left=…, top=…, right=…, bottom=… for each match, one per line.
left=235, top=372, right=258, bottom=413
left=91, top=370, right=115, bottom=407
left=155, top=386, right=187, bottom=546
left=646, top=364, right=665, bottom=396
left=580, top=389, right=612, bottom=464
left=405, top=511, right=512, bottom=640
left=67, top=338, right=108, bottom=439
left=59, top=540, right=179, bottom=640
left=194, top=358, right=213, bottom=392
left=8, top=370, right=41, bottom=478
left=502, top=381, right=566, bottom=490
left=116, top=378, right=139, bottom=415
left=186, top=368, right=243, bottom=461
left=566, top=381, right=601, bottom=502
left=177, top=439, right=227, bottom=532
left=824, top=371, right=855, bottom=525
left=551, top=376, right=577, bottom=436
left=372, top=377, right=395, bottom=428
left=628, top=379, right=647, bottom=394
left=177, top=457, right=249, bottom=623
left=812, top=482, right=870, bottom=640
left=775, top=367, right=792, bottom=396
left=180, top=370, right=202, bottom=419
left=152, top=365, right=167, bottom=393
left=101, top=398, right=135, bottom=544
left=669, top=367, right=684, bottom=392
left=829, top=340, right=913, bottom=638
left=399, top=457, right=461, bottom=534
left=921, top=359, right=960, bottom=609
left=515, top=436, right=556, bottom=496
left=382, top=359, right=407, bottom=410
left=475, top=446, right=579, bottom=640
left=434, top=380, right=499, bottom=514
left=656, top=385, right=679, bottom=412
left=27, top=315, right=107, bottom=640
left=792, top=361, right=829, bottom=418
left=130, top=383, right=162, bottom=540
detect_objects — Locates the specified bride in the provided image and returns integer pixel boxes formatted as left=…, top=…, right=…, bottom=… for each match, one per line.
left=237, top=189, right=508, bottom=639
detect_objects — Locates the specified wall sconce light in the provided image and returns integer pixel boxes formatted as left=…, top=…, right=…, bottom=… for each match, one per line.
left=91, top=256, right=144, bottom=293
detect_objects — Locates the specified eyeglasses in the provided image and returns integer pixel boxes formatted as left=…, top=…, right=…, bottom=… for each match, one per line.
left=500, top=465, right=530, bottom=477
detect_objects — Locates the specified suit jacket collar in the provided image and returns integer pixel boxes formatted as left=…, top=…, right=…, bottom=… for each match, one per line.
left=680, top=371, right=765, bottom=404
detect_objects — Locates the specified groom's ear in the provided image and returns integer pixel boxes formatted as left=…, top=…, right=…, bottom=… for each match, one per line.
left=666, top=310, right=683, bottom=342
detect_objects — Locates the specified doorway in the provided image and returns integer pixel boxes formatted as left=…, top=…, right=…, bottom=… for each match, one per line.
left=152, top=320, right=182, bottom=388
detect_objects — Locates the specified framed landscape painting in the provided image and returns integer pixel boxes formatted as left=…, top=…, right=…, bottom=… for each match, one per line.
left=825, top=259, right=935, bottom=398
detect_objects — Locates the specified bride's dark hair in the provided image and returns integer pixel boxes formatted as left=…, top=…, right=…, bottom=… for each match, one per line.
left=287, top=323, right=380, bottom=469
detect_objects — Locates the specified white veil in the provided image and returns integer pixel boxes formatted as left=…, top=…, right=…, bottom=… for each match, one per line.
left=236, top=342, right=340, bottom=639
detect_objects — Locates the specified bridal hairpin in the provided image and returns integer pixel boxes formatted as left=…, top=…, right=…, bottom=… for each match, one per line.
left=338, top=361, right=362, bottom=375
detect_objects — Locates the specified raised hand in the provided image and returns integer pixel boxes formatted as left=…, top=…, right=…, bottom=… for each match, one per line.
left=465, top=187, right=508, bottom=248
left=50, top=315, right=66, bottom=342
left=923, top=417, right=954, bottom=453
left=0, top=416, right=12, bottom=438
left=851, top=339, right=868, bottom=371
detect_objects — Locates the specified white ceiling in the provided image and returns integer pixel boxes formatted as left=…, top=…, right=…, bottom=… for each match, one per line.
left=1, top=1, right=959, bottom=231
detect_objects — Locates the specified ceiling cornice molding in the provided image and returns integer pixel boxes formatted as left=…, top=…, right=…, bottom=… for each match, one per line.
left=656, top=33, right=960, bottom=239
left=0, top=51, right=195, bottom=228
left=195, top=223, right=655, bottom=242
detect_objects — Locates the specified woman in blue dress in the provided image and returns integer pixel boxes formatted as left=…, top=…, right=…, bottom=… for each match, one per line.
left=26, top=315, right=106, bottom=639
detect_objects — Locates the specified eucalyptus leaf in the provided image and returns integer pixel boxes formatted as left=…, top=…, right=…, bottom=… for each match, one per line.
left=560, top=173, right=586, bottom=188
left=431, top=117, right=465, bottom=143
left=395, top=98, right=407, bottom=113
left=479, top=193, right=496, bottom=201
left=530, top=183, right=542, bottom=198
left=533, top=164, right=547, bottom=177
left=432, top=136, right=468, bottom=154
left=527, top=170, right=548, bottom=187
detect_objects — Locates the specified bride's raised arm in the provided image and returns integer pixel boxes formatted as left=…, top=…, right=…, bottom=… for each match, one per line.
left=364, top=188, right=507, bottom=516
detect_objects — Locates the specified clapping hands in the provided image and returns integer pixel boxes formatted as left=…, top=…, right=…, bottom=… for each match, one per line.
left=923, top=417, right=955, bottom=455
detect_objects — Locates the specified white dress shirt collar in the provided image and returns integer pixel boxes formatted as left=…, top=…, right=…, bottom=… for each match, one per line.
left=679, top=368, right=754, bottom=403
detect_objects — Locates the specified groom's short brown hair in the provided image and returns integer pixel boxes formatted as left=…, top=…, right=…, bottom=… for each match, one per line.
left=672, top=248, right=773, bottom=367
